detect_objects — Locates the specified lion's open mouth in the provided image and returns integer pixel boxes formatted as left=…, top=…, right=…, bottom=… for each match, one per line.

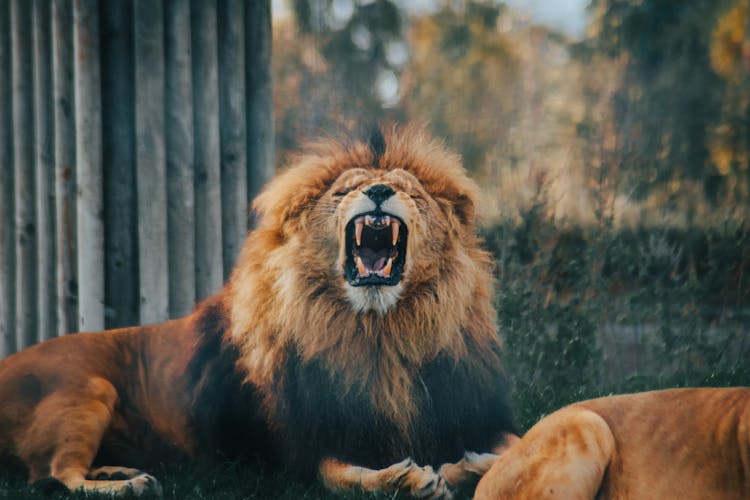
left=345, top=212, right=407, bottom=286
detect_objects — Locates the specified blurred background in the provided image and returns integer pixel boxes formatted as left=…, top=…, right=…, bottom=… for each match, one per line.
left=271, top=0, right=750, bottom=424
left=0, top=0, right=748, bottom=428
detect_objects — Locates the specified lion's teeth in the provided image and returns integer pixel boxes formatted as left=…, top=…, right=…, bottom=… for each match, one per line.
left=355, top=255, right=367, bottom=276
left=382, top=257, right=393, bottom=277
left=364, top=214, right=390, bottom=228
left=391, top=220, right=400, bottom=246
left=355, top=219, right=363, bottom=246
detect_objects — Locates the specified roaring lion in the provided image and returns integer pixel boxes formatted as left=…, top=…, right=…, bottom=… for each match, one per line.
left=0, top=126, right=515, bottom=498
left=474, top=387, right=750, bottom=500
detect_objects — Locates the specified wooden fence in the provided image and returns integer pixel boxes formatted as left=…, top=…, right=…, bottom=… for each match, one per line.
left=0, top=0, right=273, bottom=358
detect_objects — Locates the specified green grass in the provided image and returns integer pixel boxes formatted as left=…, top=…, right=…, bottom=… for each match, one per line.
left=0, top=460, right=406, bottom=500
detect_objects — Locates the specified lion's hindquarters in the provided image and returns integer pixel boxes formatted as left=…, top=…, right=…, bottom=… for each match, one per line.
left=16, top=376, right=160, bottom=496
left=474, top=408, right=614, bottom=500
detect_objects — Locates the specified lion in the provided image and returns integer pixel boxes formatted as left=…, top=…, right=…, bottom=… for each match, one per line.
left=0, top=125, right=515, bottom=498
left=474, top=387, right=750, bottom=499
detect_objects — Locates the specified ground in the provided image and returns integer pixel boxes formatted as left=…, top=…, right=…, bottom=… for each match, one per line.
left=0, top=460, right=473, bottom=500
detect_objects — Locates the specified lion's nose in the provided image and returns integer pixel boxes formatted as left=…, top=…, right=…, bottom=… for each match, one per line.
left=363, top=184, right=395, bottom=206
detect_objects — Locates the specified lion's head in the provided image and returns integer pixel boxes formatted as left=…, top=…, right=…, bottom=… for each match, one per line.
left=247, top=126, right=481, bottom=313
left=228, top=125, right=499, bottom=426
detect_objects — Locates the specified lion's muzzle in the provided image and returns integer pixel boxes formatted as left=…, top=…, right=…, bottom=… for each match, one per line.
left=345, top=212, right=407, bottom=286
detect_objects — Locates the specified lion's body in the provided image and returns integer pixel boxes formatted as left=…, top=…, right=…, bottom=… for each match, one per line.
left=474, top=388, right=750, bottom=500
left=0, top=127, right=514, bottom=497
left=0, top=318, right=201, bottom=473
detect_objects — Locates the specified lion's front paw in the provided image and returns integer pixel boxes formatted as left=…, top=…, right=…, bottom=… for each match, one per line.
left=73, top=467, right=163, bottom=497
left=127, top=473, right=163, bottom=496
left=377, top=460, right=453, bottom=499
left=88, top=466, right=145, bottom=481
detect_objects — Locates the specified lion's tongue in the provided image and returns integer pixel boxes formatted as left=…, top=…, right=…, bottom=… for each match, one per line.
left=360, top=248, right=388, bottom=271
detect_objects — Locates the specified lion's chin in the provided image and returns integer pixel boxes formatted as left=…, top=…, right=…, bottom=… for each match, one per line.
left=345, top=283, right=404, bottom=314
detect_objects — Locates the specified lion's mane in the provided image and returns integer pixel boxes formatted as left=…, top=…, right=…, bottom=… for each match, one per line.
left=189, top=126, right=513, bottom=478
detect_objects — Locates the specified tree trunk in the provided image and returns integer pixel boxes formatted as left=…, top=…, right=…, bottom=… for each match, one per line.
left=74, top=0, right=105, bottom=332
left=0, top=0, right=16, bottom=356
left=12, top=0, right=38, bottom=349
left=53, top=0, right=78, bottom=336
left=134, top=0, right=169, bottom=325
left=246, top=0, right=274, bottom=212
left=102, top=0, right=138, bottom=328
left=192, top=0, right=224, bottom=299
left=34, top=0, right=57, bottom=341
left=166, top=0, right=196, bottom=318
left=219, top=0, right=248, bottom=278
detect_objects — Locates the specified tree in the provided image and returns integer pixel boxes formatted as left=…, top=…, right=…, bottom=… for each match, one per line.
left=586, top=0, right=748, bottom=217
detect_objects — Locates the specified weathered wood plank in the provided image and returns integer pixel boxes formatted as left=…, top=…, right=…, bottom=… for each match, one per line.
left=34, top=0, right=57, bottom=341
left=73, top=0, right=105, bottom=332
left=134, top=0, right=169, bottom=324
left=219, top=0, right=247, bottom=278
left=192, top=0, right=224, bottom=299
left=246, top=0, right=275, bottom=211
left=52, top=0, right=78, bottom=336
left=102, top=0, right=138, bottom=328
left=0, top=0, right=16, bottom=356
left=166, top=0, right=196, bottom=318
left=11, top=0, right=38, bottom=348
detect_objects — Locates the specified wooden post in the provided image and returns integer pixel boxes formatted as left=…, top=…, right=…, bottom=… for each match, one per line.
left=192, top=0, right=224, bottom=299
left=11, top=0, right=38, bottom=349
left=34, top=0, right=57, bottom=341
left=166, top=0, right=196, bottom=318
left=246, top=0, right=274, bottom=209
left=102, top=0, right=138, bottom=328
left=74, top=0, right=105, bottom=332
left=134, top=0, right=169, bottom=324
left=0, top=0, right=16, bottom=356
left=53, top=0, right=78, bottom=336
left=219, top=0, right=247, bottom=278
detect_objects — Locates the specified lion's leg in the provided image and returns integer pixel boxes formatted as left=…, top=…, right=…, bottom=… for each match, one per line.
left=438, top=432, right=521, bottom=489
left=319, top=457, right=453, bottom=499
left=438, top=451, right=500, bottom=489
left=474, top=408, right=615, bottom=500
left=19, top=377, right=161, bottom=497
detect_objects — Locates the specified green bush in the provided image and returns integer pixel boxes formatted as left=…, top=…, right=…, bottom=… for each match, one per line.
left=483, top=207, right=750, bottom=431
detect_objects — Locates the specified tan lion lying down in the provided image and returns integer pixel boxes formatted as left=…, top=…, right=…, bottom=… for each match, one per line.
left=475, top=387, right=750, bottom=500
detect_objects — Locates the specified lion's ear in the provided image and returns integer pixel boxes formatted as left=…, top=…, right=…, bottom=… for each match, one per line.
left=252, top=186, right=320, bottom=229
left=437, top=190, right=476, bottom=229
left=452, top=193, right=475, bottom=226
left=251, top=168, right=326, bottom=229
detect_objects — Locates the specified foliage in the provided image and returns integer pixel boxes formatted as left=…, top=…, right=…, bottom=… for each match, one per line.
left=401, top=2, right=519, bottom=171
left=274, top=0, right=406, bottom=155
left=483, top=200, right=750, bottom=430
left=582, top=0, right=750, bottom=214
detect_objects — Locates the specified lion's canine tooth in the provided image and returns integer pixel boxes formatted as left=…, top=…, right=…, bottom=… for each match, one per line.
left=355, top=219, right=363, bottom=246
left=391, top=220, right=400, bottom=246
left=355, top=255, right=367, bottom=276
left=382, top=257, right=393, bottom=277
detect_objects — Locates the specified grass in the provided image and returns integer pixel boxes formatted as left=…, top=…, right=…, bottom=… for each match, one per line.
left=0, top=460, right=400, bottom=500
